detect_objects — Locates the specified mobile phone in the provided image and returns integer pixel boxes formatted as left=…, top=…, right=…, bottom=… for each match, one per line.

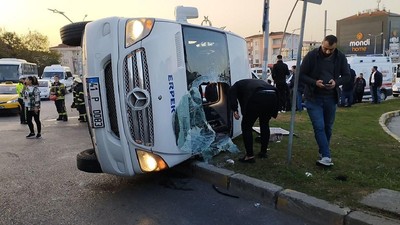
left=323, top=82, right=332, bottom=86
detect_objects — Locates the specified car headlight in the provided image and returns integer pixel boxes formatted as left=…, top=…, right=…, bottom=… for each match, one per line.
left=7, top=99, right=18, bottom=103
left=136, top=149, right=168, bottom=172
left=125, top=18, right=154, bottom=48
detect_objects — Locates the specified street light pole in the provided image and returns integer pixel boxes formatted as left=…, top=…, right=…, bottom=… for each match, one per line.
left=368, top=32, right=384, bottom=54
left=291, top=28, right=301, bottom=59
left=48, top=8, right=74, bottom=23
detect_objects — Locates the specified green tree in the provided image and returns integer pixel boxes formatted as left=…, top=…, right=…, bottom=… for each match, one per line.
left=0, top=28, right=60, bottom=74
left=22, top=30, right=50, bottom=52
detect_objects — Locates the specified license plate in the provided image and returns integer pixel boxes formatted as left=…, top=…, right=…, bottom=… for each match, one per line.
left=86, top=77, right=105, bottom=128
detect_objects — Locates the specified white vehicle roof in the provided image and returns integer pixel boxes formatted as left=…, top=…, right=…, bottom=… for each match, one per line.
left=347, top=56, right=392, bottom=64
left=0, top=58, right=28, bottom=64
left=43, top=64, right=71, bottom=72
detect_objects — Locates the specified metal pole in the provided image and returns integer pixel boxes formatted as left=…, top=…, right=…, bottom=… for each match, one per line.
left=287, top=0, right=308, bottom=164
left=262, top=0, right=270, bottom=80
left=374, top=36, right=377, bottom=54
left=324, top=10, right=327, bottom=37
left=48, top=8, right=74, bottom=23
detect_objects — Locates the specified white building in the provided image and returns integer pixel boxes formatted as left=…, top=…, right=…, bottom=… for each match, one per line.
left=245, top=32, right=317, bottom=68
left=49, top=44, right=82, bottom=75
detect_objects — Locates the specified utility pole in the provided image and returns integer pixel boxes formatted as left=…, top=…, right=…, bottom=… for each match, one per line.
left=369, top=32, right=384, bottom=54
left=262, top=0, right=270, bottom=81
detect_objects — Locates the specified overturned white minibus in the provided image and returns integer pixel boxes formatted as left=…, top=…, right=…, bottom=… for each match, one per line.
left=61, top=6, right=251, bottom=176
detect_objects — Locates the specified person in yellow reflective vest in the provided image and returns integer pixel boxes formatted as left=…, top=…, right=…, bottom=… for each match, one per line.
left=50, top=75, right=68, bottom=121
left=16, top=77, right=27, bottom=124
left=71, top=78, right=87, bottom=122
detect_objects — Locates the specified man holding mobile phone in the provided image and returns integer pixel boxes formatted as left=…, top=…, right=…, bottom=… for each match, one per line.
left=299, top=35, right=351, bottom=167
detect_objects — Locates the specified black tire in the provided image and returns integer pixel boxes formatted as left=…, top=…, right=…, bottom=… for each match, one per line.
left=393, top=94, right=399, bottom=97
left=77, top=148, right=103, bottom=173
left=60, top=21, right=90, bottom=46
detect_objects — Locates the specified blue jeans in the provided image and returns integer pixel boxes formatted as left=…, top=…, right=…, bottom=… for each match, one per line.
left=296, top=90, right=303, bottom=111
left=305, top=96, right=337, bottom=158
left=340, top=90, right=353, bottom=106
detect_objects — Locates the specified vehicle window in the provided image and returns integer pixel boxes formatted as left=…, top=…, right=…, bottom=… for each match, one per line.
left=42, top=71, right=63, bottom=79
left=397, top=65, right=400, bottom=78
left=21, top=64, right=38, bottom=75
left=182, top=26, right=230, bottom=89
left=0, top=65, right=19, bottom=82
left=66, top=71, right=73, bottom=78
left=38, top=81, right=49, bottom=87
left=0, top=86, right=16, bottom=94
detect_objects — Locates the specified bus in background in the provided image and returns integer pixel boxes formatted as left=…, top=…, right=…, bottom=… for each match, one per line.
left=60, top=6, right=249, bottom=176
left=0, top=58, right=38, bottom=83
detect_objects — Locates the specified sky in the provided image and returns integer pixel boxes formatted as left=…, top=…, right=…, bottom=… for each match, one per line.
left=0, top=0, right=399, bottom=47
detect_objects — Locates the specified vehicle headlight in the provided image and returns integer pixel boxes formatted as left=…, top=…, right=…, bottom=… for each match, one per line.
left=7, top=99, right=18, bottom=103
left=136, top=149, right=168, bottom=172
left=125, top=18, right=154, bottom=48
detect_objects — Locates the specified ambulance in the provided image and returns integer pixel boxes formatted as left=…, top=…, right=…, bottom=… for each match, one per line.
left=60, top=6, right=250, bottom=176
left=347, top=56, right=396, bottom=100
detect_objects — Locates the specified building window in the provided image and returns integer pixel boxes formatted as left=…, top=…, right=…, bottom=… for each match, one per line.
left=272, top=39, right=281, bottom=45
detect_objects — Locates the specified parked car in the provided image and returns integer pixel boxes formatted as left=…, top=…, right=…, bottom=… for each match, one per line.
left=0, top=83, right=20, bottom=114
left=38, top=79, right=52, bottom=100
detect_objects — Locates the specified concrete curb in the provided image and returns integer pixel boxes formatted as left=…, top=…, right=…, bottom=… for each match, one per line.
left=181, top=161, right=400, bottom=225
left=379, top=110, right=400, bottom=142
left=345, top=211, right=400, bottom=225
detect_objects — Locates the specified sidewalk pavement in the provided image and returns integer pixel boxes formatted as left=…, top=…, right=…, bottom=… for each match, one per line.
left=176, top=111, right=400, bottom=225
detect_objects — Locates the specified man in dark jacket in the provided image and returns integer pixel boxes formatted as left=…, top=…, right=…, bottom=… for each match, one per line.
left=228, top=79, right=279, bottom=163
left=340, top=65, right=356, bottom=107
left=354, top=73, right=366, bottom=103
left=299, top=35, right=351, bottom=167
left=272, top=55, right=290, bottom=112
left=369, top=66, right=383, bottom=104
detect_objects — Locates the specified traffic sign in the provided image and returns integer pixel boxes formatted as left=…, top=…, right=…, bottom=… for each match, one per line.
left=301, top=0, right=322, bottom=4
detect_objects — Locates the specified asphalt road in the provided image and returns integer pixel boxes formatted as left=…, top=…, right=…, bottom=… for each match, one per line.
left=0, top=93, right=313, bottom=225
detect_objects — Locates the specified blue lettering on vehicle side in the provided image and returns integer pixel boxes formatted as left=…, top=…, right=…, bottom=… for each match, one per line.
left=168, top=75, right=176, bottom=113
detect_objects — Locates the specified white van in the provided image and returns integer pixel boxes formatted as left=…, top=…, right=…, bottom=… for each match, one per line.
left=61, top=6, right=249, bottom=176
left=41, top=65, right=74, bottom=92
left=347, top=56, right=396, bottom=100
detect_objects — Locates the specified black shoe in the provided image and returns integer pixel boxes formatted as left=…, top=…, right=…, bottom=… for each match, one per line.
left=36, top=133, right=41, bottom=139
left=20, top=121, right=27, bottom=124
left=80, top=120, right=87, bottom=123
left=238, top=156, right=255, bottom=163
left=63, top=116, right=68, bottom=121
left=26, top=133, right=35, bottom=138
left=257, top=152, right=268, bottom=158
left=56, top=117, right=63, bottom=121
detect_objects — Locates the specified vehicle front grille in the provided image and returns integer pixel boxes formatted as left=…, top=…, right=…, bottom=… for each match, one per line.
left=123, top=48, right=154, bottom=146
left=104, top=62, right=120, bottom=138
